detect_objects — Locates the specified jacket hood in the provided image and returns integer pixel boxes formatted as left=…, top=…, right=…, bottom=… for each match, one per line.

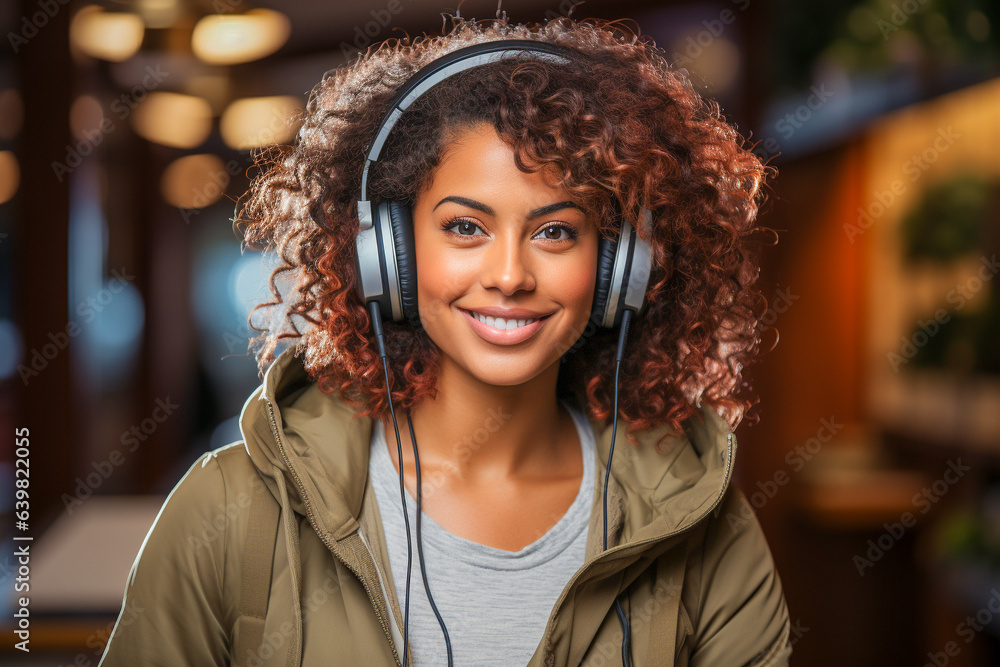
left=237, top=343, right=737, bottom=665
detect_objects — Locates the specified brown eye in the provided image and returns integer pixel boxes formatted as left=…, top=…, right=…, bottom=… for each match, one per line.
left=440, top=217, right=485, bottom=237
left=532, top=224, right=578, bottom=242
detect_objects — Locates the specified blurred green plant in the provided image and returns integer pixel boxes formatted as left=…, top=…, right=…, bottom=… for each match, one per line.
left=900, top=174, right=992, bottom=263
left=828, top=0, right=997, bottom=72
left=904, top=295, right=1000, bottom=375
left=899, top=174, right=999, bottom=375
left=932, top=509, right=986, bottom=561
left=929, top=486, right=1000, bottom=570
left=772, top=0, right=999, bottom=90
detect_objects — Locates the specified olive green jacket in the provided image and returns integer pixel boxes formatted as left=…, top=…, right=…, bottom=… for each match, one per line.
left=100, top=344, right=793, bottom=666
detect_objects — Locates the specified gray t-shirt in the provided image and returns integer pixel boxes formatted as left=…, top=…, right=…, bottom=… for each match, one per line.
left=368, top=400, right=596, bottom=666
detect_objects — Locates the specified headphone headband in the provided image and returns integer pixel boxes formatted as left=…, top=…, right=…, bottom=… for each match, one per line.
left=353, top=37, right=653, bottom=330
left=357, top=39, right=577, bottom=231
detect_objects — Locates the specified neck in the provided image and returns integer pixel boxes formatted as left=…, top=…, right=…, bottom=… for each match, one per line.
left=379, top=354, right=573, bottom=493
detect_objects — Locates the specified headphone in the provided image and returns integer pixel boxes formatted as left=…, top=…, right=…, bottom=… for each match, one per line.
left=354, top=39, right=654, bottom=667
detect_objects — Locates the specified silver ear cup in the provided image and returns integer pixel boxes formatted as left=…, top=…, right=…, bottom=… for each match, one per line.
left=355, top=201, right=404, bottom=322
left=623, top=209, right=654, bottom=316
left=602, top=209, right=654, bottom=328
left=355, top=211, right=382, bottom=305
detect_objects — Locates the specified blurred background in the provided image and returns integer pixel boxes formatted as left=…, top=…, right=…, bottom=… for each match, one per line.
left=1, top=0, right=999, bottom=664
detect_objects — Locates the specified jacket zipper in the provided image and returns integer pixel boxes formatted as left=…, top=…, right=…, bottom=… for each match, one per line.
left=534, top=432, right=736, bottom=664
left=265, top=399, right=404, bottom=667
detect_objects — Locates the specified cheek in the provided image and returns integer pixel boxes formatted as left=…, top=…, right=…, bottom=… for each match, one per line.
left=417, top=249, right=475, bottom=300
left=414, top=243, right=474, bottom=329
left=548, top=256, right=596, bottom=312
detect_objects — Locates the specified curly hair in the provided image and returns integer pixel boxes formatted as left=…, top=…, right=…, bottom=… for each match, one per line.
left=234, top=14, right=776, bottom=450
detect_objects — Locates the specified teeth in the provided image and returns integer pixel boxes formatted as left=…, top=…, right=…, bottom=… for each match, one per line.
left=471, top=311, right=538, bottom=330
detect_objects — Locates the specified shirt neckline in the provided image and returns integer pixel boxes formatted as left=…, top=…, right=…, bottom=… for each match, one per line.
left=370, top=400, right=595, bottom=570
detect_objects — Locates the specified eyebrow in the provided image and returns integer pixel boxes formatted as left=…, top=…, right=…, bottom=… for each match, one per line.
left=432, top=195, right=586, bottom=220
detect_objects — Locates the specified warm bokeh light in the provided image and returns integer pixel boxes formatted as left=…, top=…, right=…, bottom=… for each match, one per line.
left=191, top=9, right=291, bottom=65
left=70, top=5, right=145, bottom=62
left=220, top=96, right=302, bottom=150
left=70, top=95, right=105, bottom=141
left=0, top=151, right=21, bottom=204
left=134, top=0, right=184, bottom=30
left=673, top=33, right=740, bottom=94
left=131, top=92, right=213, bottom=149
left=160, top=153, right=229, bottom=209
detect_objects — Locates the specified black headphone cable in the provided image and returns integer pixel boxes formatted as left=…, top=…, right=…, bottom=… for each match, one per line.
left=606, top=307, right=636, bottom=667
left=406, top=407, right=454, bottom=664
left=369, top=301, right=454, bottom=667
left=370, top=300, right=635, bottom=667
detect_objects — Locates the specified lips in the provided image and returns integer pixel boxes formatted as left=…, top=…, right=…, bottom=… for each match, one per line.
left=459, top=307, right=551, bottom=345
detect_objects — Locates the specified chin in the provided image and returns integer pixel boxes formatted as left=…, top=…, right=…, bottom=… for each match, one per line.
left=462, top=352, right=560, bottom=388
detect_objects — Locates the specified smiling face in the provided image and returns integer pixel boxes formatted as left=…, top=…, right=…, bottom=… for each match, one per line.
left=411, top=121, right=599, bottom=387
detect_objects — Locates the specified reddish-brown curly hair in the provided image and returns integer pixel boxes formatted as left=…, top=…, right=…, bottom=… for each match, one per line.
left=235, top=14, right=776, bottom=447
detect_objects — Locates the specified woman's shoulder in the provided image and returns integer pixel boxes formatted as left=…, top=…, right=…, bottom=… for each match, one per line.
left=157, top=441, right=260, bottom=509
left=121, top=442, right=266, bottom=614
left=193, top=440, right=266, bottom=496
left=683, top=482, right=793, bottom=666
left=98, top=442, right=260, bottom=666
left=127, top=440, right=267, bottom=576
left=143, top=442, right=256, bottom=545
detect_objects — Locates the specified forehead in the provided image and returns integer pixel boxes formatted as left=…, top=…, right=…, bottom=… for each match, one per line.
left=426, top=122, right=568, bottom=199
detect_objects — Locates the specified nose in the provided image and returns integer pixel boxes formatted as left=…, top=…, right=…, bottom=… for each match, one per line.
left=479, top=230, right=535, bottom=296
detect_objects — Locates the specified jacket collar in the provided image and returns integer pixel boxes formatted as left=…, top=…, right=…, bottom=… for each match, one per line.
left=239, top=344, right=737, bottom=551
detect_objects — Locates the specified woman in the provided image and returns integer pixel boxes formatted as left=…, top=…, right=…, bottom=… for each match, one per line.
left=100, top=14, right=791, bottom=667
